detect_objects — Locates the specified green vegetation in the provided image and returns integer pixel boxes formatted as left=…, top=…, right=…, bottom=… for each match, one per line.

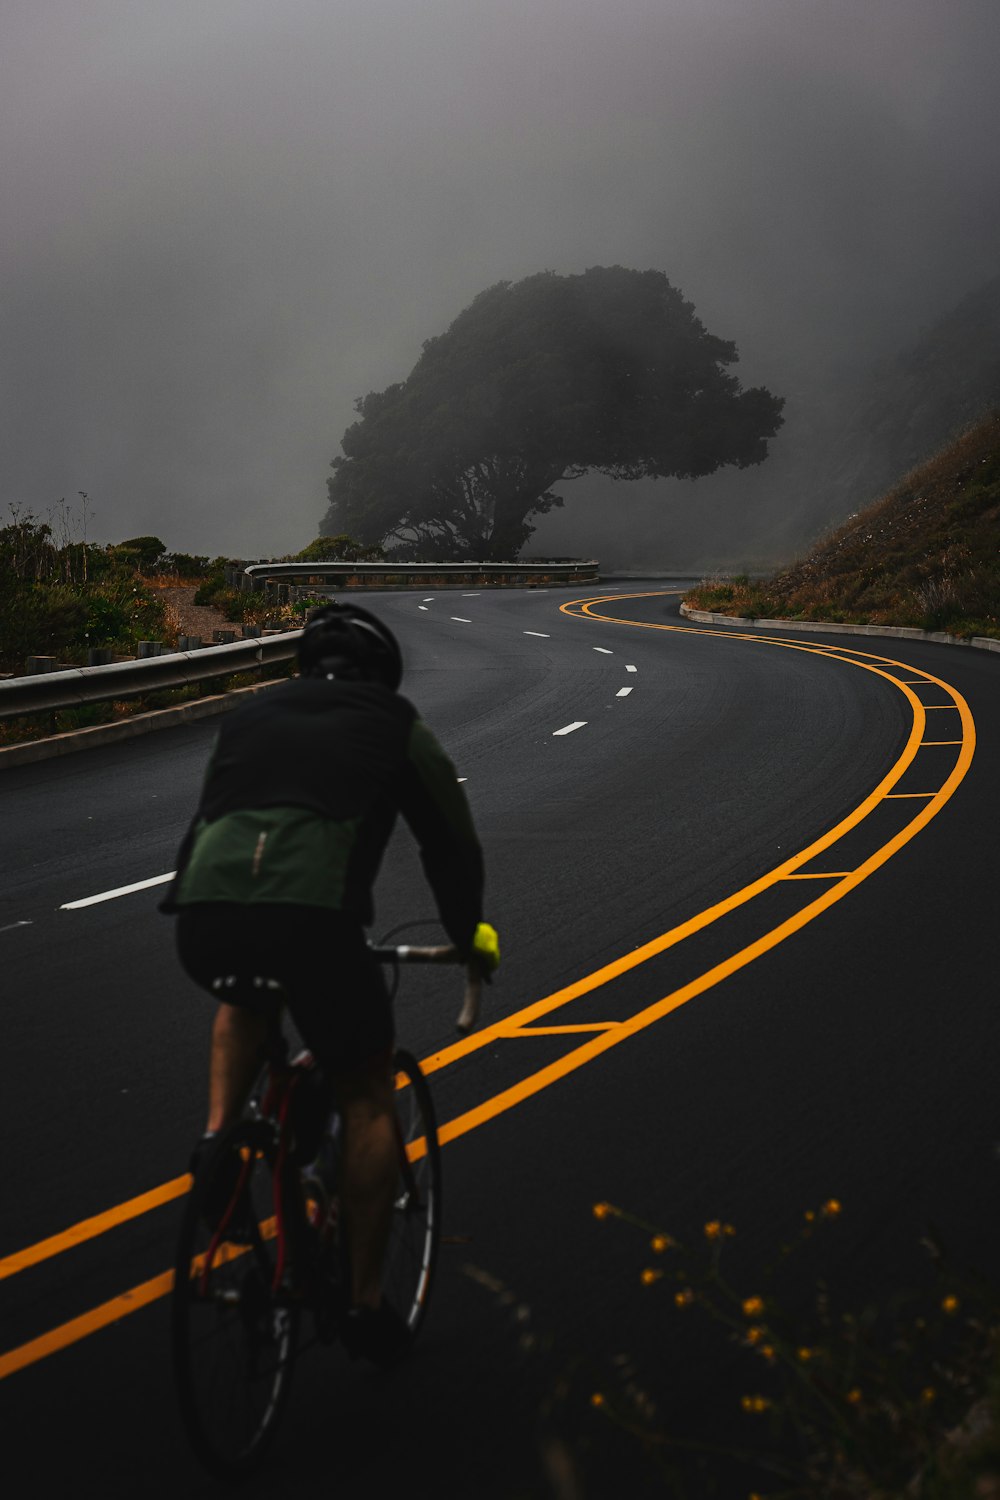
left=323, top=266, right=784, bottom=561
left=0, top=508, right=379, bottom=678
left=686, top=412, right=1000, bottom=640
left=293, top=534, right=384, bottom=565
left=0, top=512, right=175, bottom=672
left=192, top=536, right=379, bottom=627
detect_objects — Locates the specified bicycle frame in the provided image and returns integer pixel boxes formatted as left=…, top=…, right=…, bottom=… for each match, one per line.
left=173, top=940, right=476, bottom=1476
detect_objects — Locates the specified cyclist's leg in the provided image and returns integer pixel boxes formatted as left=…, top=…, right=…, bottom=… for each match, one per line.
left=206, top=1000, right=268, bottom=1132
left=277, top=914, right=397, bottom=1310
left=176, top=903, right=279, bottom=1140
left=334, top=1054, right=397, bottom=1308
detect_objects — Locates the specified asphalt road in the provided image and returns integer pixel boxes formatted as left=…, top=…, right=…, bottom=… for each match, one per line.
left=2, top=584, right=998, bottom=1498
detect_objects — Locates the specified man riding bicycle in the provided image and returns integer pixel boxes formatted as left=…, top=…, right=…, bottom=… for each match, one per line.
left=163, top=601, right=499, bottom=1364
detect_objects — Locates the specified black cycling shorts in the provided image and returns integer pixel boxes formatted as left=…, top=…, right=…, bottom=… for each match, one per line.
left=175, top=902, right=393, bottom=1072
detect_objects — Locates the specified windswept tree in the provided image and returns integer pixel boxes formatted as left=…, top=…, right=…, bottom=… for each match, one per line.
left=323, top=267, right=784, bottom=560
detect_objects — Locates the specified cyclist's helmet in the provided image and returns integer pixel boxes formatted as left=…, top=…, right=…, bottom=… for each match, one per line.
left=297, top=601, right=403, bottom=691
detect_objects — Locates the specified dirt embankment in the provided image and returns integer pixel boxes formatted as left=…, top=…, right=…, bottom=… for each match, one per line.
left=153, top=585, right=230, bottom=640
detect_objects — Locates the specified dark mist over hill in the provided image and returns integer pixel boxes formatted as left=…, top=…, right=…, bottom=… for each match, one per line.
left=531, top=274, right=1000, bottom=573
left=5, top=2, right=1000, bottom=563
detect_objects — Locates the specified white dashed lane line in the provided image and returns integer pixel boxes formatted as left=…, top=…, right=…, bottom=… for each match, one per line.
left=53, top=612, right=640, bottom=919
left=61, top=872, right=174, bottom=910
left=0, top=922, right=33, bottom=935
left=461, top=593, right=481, bottom=597
left=423, top=597, right=434, bottom=602
left=418, top=606, right=429, bottom=611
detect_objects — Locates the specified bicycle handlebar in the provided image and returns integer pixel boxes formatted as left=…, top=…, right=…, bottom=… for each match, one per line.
left=368, top=943, right=482, bottom=1035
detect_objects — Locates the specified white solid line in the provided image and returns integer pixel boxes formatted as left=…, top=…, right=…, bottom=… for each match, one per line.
left=553, top=721, right=587, bottom=736
left=524, top=631, right=550, bottom=637
left=616, top=687, right=633, bottom=697
left=451, top=617, right=472, bottom=623
left=61, top=872, right=175, bottom=910
left=593, top=647, right=613, bottom=654
left=626, top=664, right=637, bottom=673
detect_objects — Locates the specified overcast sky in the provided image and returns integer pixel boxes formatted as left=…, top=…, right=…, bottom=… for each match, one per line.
left=3, top=0, right=999, bottom=560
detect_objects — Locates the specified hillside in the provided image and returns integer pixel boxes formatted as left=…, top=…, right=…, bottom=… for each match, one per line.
left=803, top=274, right=1000, bottom=539
left=686, top=410, right=1000, bottom=640
left=531, top=273, right=1000, bottom=572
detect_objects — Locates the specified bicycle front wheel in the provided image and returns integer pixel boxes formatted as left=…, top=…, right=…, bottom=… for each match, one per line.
left=171, top=1121, right=299, bottom=1477
left=383, top=1049, right=442, bottom=1339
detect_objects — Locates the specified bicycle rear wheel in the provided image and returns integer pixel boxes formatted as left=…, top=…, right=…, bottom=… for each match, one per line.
left=171, top=1121, right=299, bottom=1476
left=383, top=1049, right=442, bottom=1339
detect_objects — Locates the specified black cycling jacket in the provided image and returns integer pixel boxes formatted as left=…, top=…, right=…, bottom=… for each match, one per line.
left=161, top=676, right=484, bottom=950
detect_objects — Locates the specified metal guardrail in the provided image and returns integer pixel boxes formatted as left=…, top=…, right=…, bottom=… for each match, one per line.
left=0, top=631, right=302, bottom=720
left=1, top=558, right=600, bottom=720
left=242, top=559, right=599, bottom=587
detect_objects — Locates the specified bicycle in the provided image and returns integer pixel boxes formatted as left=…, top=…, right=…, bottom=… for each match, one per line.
left=170, top=940, right=481, bottom=1478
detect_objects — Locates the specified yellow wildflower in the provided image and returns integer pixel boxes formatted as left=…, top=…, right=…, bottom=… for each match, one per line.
left=590, top=1392, right=605, bottom=1409
left=704, top=1220, right=722, bottom=1240
left=796, top=1347, right=814, bottom=1363
left=650, top=1234, right=674, bottom=1253
left=640, top=1268, right=664, bottom=1286
left=822, top=1199, right=842, bottom=1219
left=675, top=1288, right=695, bottom=1308
left=745, top=1326, right=765, bottom=1346
left=846, top=1388, right=862, bottom=1405
left=921, top=1387, right=936, bottom=1405
left=592, top=1202, right=613, bottom=1221
left=743, top=1296, right=765, bottom=1318
left=724, top=1223, right=736, bottom=1237
left=941, top=1295, right=959, bottom=1315
left=759, top=1345, right=776, bottom=1363
left=740, top=1395, right=771, bottom=1413
left=804, top=1210, right=816, bottom=1223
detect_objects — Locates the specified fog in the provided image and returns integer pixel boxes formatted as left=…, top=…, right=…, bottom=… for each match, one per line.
left=4, top=0, right=999, bottom=565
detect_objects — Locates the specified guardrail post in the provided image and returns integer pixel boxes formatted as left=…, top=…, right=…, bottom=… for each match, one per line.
left=213, top=629, right=236, bottom=644
left=87, top=648, right=113, bottom=666
left=137, top=641, right=163, bottom=658
left=25, top=656, right=58, bottom=674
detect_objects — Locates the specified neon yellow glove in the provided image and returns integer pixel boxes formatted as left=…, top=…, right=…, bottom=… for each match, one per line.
left=471, top=921, right=501, bottom=977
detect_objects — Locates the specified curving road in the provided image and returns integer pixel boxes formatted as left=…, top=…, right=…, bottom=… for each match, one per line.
left=2, top=584, right=998, bottom=1496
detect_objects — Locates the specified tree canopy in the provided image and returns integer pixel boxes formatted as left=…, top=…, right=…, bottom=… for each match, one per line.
left=292, top=534, right=384, bottom=564
left=322, top=267, right=785, bottom=560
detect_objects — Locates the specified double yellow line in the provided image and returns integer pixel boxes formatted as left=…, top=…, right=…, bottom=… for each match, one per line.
left=0, top=594, right=976, bottom=1380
